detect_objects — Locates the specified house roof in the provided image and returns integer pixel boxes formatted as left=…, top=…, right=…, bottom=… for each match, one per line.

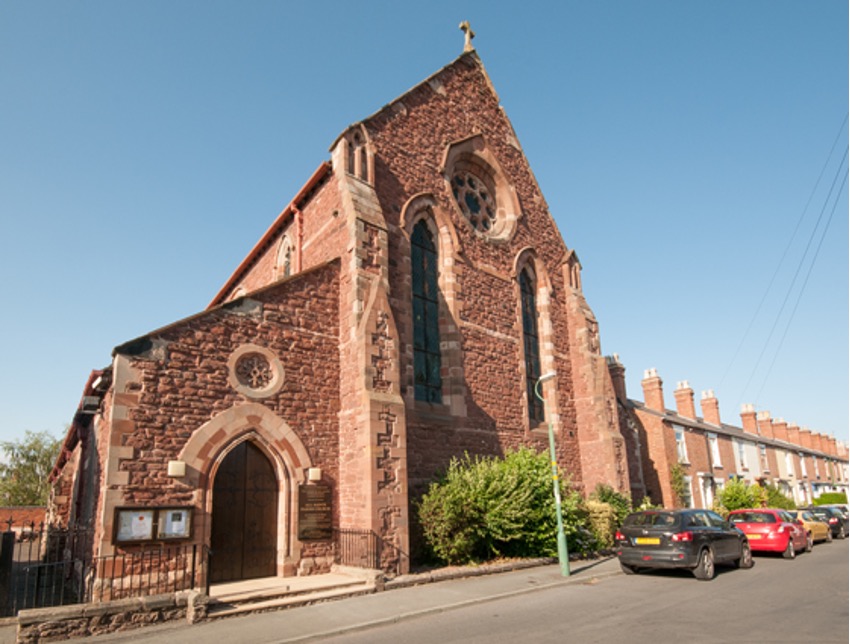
left=627, top=398, right=846, bottom=462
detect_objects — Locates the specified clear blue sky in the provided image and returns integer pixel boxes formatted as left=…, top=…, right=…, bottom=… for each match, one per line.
left=1, top=1, right=847, bottom=447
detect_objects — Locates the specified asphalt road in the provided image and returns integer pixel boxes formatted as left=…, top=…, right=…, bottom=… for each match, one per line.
left=323, top=541, right=849, bottom=644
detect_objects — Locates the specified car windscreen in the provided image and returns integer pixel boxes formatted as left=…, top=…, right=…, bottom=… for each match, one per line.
left=624, top=512, right=679, bottom=528
left=729, top=512, right=776, bottom=524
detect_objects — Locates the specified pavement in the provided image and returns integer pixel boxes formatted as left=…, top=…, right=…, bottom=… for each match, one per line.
left=0, top=555, right=621, bottom=643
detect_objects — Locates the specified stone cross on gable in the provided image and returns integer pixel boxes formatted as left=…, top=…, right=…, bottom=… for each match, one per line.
left=459, top=21, right=475, bottom=52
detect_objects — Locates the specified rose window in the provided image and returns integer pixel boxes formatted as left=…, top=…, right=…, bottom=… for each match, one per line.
left=235, top=353, right=273, bottom=390
left=452, top=171, right=496, bottom=233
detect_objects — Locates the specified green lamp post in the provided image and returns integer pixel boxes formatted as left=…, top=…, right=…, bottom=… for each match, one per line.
left=535, top=371, right=570, bottom=577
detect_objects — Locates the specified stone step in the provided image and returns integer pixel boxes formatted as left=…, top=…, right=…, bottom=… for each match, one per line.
left=207, top=581, right=375, bottom=619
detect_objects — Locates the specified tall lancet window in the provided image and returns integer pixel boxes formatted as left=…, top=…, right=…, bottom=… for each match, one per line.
left=520, top=267, right=543, bottom=423
left=411, top=220, right=441, bottom=403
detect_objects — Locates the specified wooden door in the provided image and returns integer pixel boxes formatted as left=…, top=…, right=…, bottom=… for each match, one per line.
left=210, top=441, right=278, bottom=583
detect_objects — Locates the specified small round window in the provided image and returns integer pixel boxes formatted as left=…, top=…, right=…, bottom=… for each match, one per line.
left=452, top=171, right=496, bottom=233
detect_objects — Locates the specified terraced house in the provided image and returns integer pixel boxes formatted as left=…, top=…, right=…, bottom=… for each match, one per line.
left=615, top=367, right=849, bottom=509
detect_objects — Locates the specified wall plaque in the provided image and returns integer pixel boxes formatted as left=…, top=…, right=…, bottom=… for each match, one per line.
left=298, top=484, right=332, bottom=541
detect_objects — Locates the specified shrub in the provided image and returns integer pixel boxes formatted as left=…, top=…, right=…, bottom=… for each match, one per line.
left=815, top=492, right=848, bottom=506
left=763, top=483, right=795, bottom=510
left=585, top=500, right=618, bottom=548
left=589, top=484, right=633, bottom=526
left=417, top=448, right=593, bottom=564
left=715, top=478, right=767, bottom=515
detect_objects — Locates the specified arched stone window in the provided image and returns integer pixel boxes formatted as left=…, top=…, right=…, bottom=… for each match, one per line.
left=442, top=135, right=521, bottom=242
left=274, top=234, right=294, bottom=280
left=411, top=219, right=441, bottom=403
left=346, top=129, right=370, bottom=182
left=520, top=266, right=544, bottom=423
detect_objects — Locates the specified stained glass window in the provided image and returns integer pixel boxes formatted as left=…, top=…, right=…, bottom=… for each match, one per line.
left=412, top=220, right=441, bottom=403
left=520, top=268, right=543, bottom=423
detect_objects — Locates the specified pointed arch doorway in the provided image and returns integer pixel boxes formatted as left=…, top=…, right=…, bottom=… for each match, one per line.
left=210, top=440, right=279, bottom=583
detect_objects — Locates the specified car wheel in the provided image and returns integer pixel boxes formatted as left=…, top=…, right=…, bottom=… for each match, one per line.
left=782, top=537, right=796, bottom=559
left=693, top=547, right=715, bottom=581
left=620, top=561, right=639, bottom=575
left=735, top=542, right=754, bottom=569
left=805, top=533, right=813, bottom=552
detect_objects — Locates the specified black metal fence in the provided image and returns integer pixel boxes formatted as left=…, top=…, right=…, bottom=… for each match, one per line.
left=333, top=528, right=408, bottom=576
left=0, top=522, right=402, bottom=616
left=0, top=522, right=207, bottom=617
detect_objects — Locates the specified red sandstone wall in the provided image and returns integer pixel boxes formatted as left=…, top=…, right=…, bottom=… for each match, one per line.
left=220, top=176, right=345, bottom=300
left=112, top=261, right=341, bottom=510
left=362, top=54, right=585, bottom=488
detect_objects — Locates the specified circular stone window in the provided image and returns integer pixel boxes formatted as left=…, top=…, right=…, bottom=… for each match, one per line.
left=452, top=170, right=497, bottom=233
left=227, top=344, right=285, bottom=400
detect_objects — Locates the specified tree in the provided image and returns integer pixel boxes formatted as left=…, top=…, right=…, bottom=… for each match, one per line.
left=0, top=430, right=61, bottom=506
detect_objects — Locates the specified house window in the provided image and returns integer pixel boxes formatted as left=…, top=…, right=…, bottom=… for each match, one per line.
left=681, top=476, right=694, bottom=509
left=785, top=451, right=795, bottom=477
left=674, top=425, right=688, bottom=464
left=411, top=220, right=441, bottom=403
left=813, top=456, right=820, bottom=480
left=735, top=439, right=749, bottom=471
left=759, top=444, right=770, bottom=473
left=707, top=433, right=721, bottom=468
left=799, top=454, right=807, bottom=478
left=519, top=267, right=543, bottom=423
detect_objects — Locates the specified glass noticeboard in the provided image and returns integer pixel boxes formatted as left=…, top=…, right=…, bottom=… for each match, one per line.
left=158, top=508, right=192, bottom=540
left=113, top=507, right=193, bottom=544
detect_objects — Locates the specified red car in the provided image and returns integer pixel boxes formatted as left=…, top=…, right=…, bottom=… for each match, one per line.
left=728, top=509, right=810, bottom=558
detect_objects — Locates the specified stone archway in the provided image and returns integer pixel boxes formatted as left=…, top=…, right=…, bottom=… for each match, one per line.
left=178, top=403, right=313, bottom=577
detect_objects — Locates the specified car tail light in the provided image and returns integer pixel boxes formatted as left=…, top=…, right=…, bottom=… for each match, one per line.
left=671, top=531, right=693, bottom=542
left=776, top=525, right=786, bottom=534
left=615, top=531, right=625, bottom=541
left=828, top=518, right=838, bottom=525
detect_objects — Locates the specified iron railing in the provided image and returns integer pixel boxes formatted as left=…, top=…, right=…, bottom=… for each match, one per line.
left=0, top=522, right=207, bottom=617
left=333, top=528, right=408, bottom=576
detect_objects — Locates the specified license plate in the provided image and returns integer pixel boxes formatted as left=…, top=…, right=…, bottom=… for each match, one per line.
left=634, top=537, right=660, bottom=545
left=746, top=534, right=762, bottom=540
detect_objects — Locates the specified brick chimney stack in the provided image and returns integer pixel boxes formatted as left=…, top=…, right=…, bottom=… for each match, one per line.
left=799, top=428, right=814, bottom=450
left=606, top=354, right=627, bottom=403
left=641, top=368, right=665, bottom=412
left=772, top=418, right=789, bottom=443
left=700, top=390, right=721, bottom=426
left=757, top=411, right=774, bottom=440
left=673, top=380, right=696, bottom=419
left=787, top=424, right=802, bottom=448
left=740, top=404, right=758, bottom=435
left=814, top=433, right=828, bottom=453
left=828, top=437, right=838, bottom=457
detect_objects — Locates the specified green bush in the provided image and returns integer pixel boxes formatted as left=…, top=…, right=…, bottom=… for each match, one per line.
left=417, top=448, right=592, bottom=564
left=589, top=484, right=633, bottom=526
left=585, top=500, right=618, bottom=548
left=715, top=478, right=766, bottom=515
left=815, top=492, right=848, bottom=506
left=763, top=483, right=795, bottom=510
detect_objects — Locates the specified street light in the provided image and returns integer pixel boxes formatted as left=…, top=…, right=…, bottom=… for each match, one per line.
left=535, top=371, right=570, bottom=577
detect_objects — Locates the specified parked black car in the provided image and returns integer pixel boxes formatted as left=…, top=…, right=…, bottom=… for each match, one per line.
left=804, top=506, right=848, bottom=539
left=615, top=509, right=754, bottom=581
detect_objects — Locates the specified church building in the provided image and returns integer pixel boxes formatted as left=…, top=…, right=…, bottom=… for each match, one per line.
left=48, top=41, right=632, bottom=587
